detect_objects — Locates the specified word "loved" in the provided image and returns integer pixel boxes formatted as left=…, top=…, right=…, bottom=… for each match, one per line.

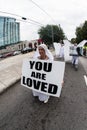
left=22, top=76, right=58, bottom=94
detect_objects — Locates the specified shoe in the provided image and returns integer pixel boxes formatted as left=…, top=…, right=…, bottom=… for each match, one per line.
left=44, top=98, right=49, bottom=103
left=72, top=63, right=75, bottom=67
left=75, top=65, right=78, bottom=71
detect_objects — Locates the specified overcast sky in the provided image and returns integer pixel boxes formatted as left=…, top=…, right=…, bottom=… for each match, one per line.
left=0, top=0, right=87, bottom=41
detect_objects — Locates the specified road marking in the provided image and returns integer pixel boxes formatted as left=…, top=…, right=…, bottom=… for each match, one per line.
left=84, top=75, right=87, bottom=86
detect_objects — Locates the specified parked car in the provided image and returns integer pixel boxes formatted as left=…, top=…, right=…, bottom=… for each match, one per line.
left=13, top=50, right=21, bottom=56
left=0, top=54, right=3, bottom=58
left=2, top=52, right=13, bottom=58
left=21, top=47, right=33, bottom=54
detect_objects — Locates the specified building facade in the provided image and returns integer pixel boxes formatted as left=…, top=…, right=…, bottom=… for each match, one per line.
left=29, top=39, right=43, bottom=49
left=0, top=16, right=20, bottom=47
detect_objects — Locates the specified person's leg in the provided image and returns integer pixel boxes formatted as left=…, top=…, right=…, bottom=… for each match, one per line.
left=74, top=56, right=78, bottom=70
left=75, top=57, right=78, bottom=65
left=38, top=93, right=49, bottom=103
left=32, top=90, right=39, bottom=97
left=72, top=56, right=75, bottom=66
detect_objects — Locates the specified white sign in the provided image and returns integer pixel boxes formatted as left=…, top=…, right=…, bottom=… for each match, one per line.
left=69, top=46, right=78, bottom=56
left=53, top=42, right=61, bottom=56
left=63, top=40, right=72, bottom=62
left=21, top=58, right=65, bottom=97
left=53, top=41, right=72, bottom=62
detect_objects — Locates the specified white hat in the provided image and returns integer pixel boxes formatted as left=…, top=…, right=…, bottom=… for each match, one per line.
left=33, top=43, right=54, bottom=61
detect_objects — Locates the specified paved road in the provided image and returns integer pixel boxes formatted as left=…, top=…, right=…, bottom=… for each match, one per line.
left=79, top=56, right=87, bottom=73
left=0, top=57, right=87, bottom=130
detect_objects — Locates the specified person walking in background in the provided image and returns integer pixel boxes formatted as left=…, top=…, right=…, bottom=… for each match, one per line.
left=58, top=41, right=64, bottom=61
left=32, top=43, right=54, bottom=103
left=72, top=43, right=79, bottom=70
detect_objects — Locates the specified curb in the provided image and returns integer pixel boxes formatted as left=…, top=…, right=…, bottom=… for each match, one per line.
left=0, top=78, right=20, bottom=95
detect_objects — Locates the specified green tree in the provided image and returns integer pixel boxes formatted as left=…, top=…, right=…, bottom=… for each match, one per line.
left=81, top=21, right=87, bottom=39
left=75, top=21, right=87, bottom=43
left=75, top=26, right=83, bottom=43
left=38, top=24, right=65, bottom=46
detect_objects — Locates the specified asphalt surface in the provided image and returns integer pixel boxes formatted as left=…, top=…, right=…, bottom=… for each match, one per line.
left=0, top=57, right=87, bottom=130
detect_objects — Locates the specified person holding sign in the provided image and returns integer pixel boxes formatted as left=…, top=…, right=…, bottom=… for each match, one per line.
left=71, top=43, right=79, bottom=70
left=32, top=43, right=54, bottom=103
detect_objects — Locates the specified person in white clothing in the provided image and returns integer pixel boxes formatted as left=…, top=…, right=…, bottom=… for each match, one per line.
left=32, top=43, right=54, bottom=103
left=58, top=43, right=64, bottom=61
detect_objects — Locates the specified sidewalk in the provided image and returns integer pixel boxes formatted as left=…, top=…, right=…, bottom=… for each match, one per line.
left=79, top=56, right=87, bottom=73
left=0, top=52, right=34, bottom=94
